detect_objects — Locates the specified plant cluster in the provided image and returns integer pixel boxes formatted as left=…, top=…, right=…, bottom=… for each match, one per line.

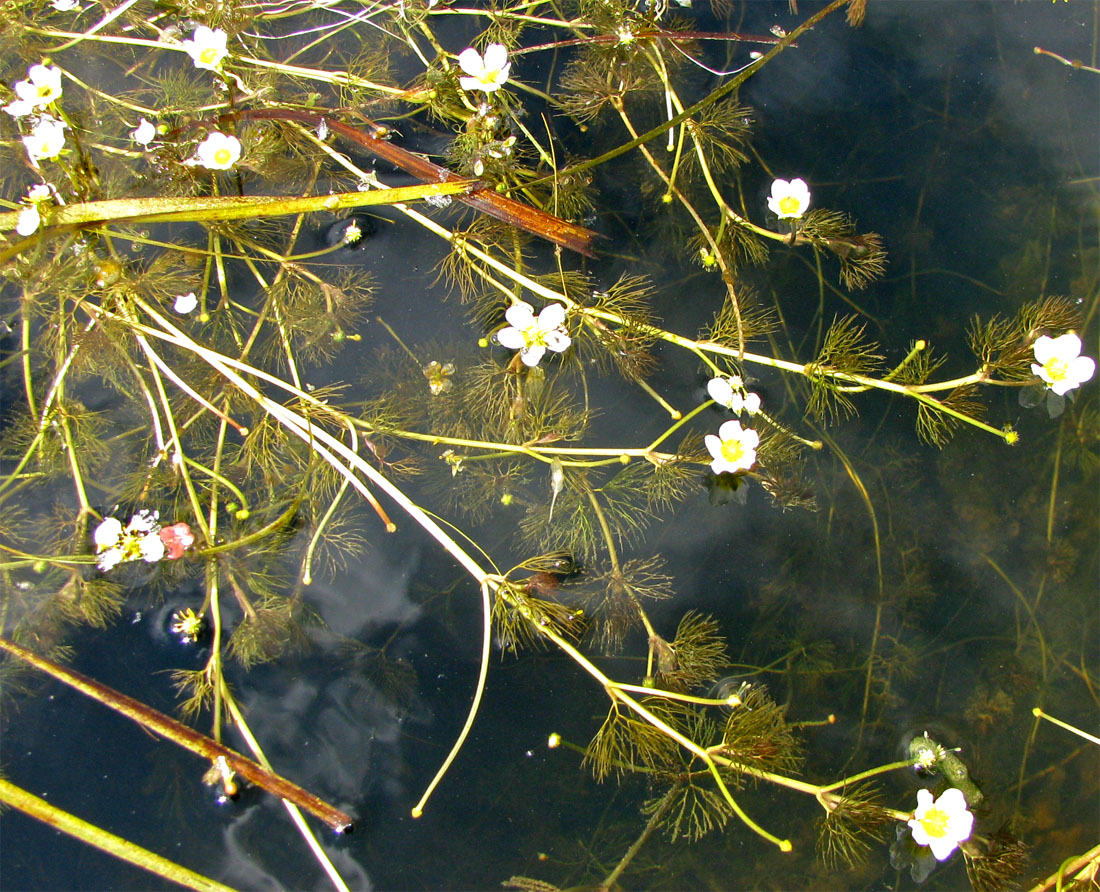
left=0, top=0, right=1096, bottom=889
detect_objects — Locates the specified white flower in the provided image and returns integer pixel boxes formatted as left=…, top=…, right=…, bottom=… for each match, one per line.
left=181, top=25, right=229, bottom=71
left=22, top=116, right=67, bottom=165
left=458, top=43, right=511, bottom=93
left=94, top=510, right=165, bottom=571
left=707, top=376, right=761, bottom=414
left=705, top=419, right=759, bottom=475
left=908, top=788, right=974, bottom=861
left=173, top=292, right=198, bottom=314
left=1031, top=333, right=1095, bottom=397
left=51, top=0, right=80, bottom=9
left=767, top=177, right=811, bottom=220
left=191, top=131, right=241, bottom=170
left=496, top=300, right=571, bottom=367
left=5, top=64, right=63, bottom=117
left=16, top=205, right=41, bottom=236
left=131, top=117, right=156, bottom=146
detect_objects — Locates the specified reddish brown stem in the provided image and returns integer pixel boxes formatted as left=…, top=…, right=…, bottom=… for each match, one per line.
left=236, top=108, right=598, bottom=256
left=0, top=636, right=355, bottom=833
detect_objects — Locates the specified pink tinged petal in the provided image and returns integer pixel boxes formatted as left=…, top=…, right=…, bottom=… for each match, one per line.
left=497, top=326, right=526, bottom=349
left=520, top=345, right=546, bottom=366
left=543, top=330, right=571, bottom=353
left=707, top=377, right=735, bottom=408
left=159, top=523, right=195, bottom=560
left=505, top=301, right=536, bottom=329
left=458, top=47, right=484, bottom=77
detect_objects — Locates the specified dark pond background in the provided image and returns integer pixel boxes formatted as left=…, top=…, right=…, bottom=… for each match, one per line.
left=1, top=2, right=1097, bottom=890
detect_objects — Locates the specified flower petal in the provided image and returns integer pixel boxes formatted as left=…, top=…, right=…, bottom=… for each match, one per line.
left=458, top=47, right=484, bottom=77
left=505, top=301, right=536, bottom=329
left=537, top=302, right=566, bottom=329
left=543, top=330, right=571, bottom=353
left=93, top=517, right=123, bottom=549
left=497, top=326, right=526, bottom=349
left=520, top=345, right=546, bottom=366
left=483, top=43, right=509, bottom=71
left=707, top=376, right=735, bottom=408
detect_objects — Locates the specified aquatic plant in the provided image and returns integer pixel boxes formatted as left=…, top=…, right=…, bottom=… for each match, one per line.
left=0, top=0, right=1095, bottom=889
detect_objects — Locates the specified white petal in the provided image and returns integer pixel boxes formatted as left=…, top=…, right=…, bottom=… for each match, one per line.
left=788, top=178, right=811, bottom=202
left=743, top=392, right=761, bottom=414
left=520, top=345, right=546, bottom=366
left=504, top=301, right=536, bottom=329
left=543, top=330, right=571, bottom=353
left=457, top=47, right=484, bottom=77
left=16, top=206, right=41, bottom=236
left=483, top=44, right=509, bottom=72
left=458, top=75, right=481, bottom=91
left=718, top=419, right=744, bottom=440
left=94, top=517, right=123, bottom=549
left=97, top=548, right=124, bottom=572
left=537, top=302, right=566, bottom=329
left=174, top=292, right=198, bottom=314
left=704, top=433, right=723, bottom=460
left=927, top=836, right=958, bottom=861
left=497, top=326, right=526, bottom=349
left=740, top=427, right=760, bottom=450
left=1070, top=354, right=1095, bottom=384
left=1031, top=335, right=1056, bottom=365
left=707, top=376, right=735, bottom=408
left=139, top=532, right=166, bottom=563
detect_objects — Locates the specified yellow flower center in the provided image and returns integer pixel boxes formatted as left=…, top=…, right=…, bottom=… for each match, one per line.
left=1044, top=357, right=1068, bottom=381
left=778, top=195, right=801, bottom=216
left=199, top=47, right=221, bottom=66
left=36, top=85, right=54, bottom=99
left=918, top=806, right=950, bottom=839
left=213, top=147, right=232, bottom=166
left=720, top=439, right=746, bottom=465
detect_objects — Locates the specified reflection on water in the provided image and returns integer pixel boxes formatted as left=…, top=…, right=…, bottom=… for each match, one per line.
left=0, top=1, right=1096, bottom=890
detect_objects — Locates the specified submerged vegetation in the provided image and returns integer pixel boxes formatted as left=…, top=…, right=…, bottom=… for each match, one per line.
left=0, top=0, right=1096, bottom=889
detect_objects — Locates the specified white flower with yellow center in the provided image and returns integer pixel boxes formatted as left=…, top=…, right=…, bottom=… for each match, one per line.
left=22, top=116, right=67, bottom=166
left=497, top=301, right=571, bottom=367
left=5, top=64, right=63, bottom=117
left=705, top=419, right=759, bottom=475
left=182, top=25, right=229, bottom=71
left=458, top=44, right=511, bottom=93
left=1031, top=333, right=1095, bottom=396
left=767, top=177, right=811, bottom=220
left=191, top=132, right=242, bottom=170
left=708, top=375, right=761, bottom=415
left=93, top=510, right=165, bottom=572
left=907, top=788, right=974, bottom=861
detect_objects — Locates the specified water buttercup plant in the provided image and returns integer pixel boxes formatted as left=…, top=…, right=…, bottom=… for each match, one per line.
left=0, top=0, right=1095, bottom=889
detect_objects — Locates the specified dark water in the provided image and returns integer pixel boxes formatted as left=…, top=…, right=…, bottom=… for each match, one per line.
left=1, top=2, right=1097, bottom=890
